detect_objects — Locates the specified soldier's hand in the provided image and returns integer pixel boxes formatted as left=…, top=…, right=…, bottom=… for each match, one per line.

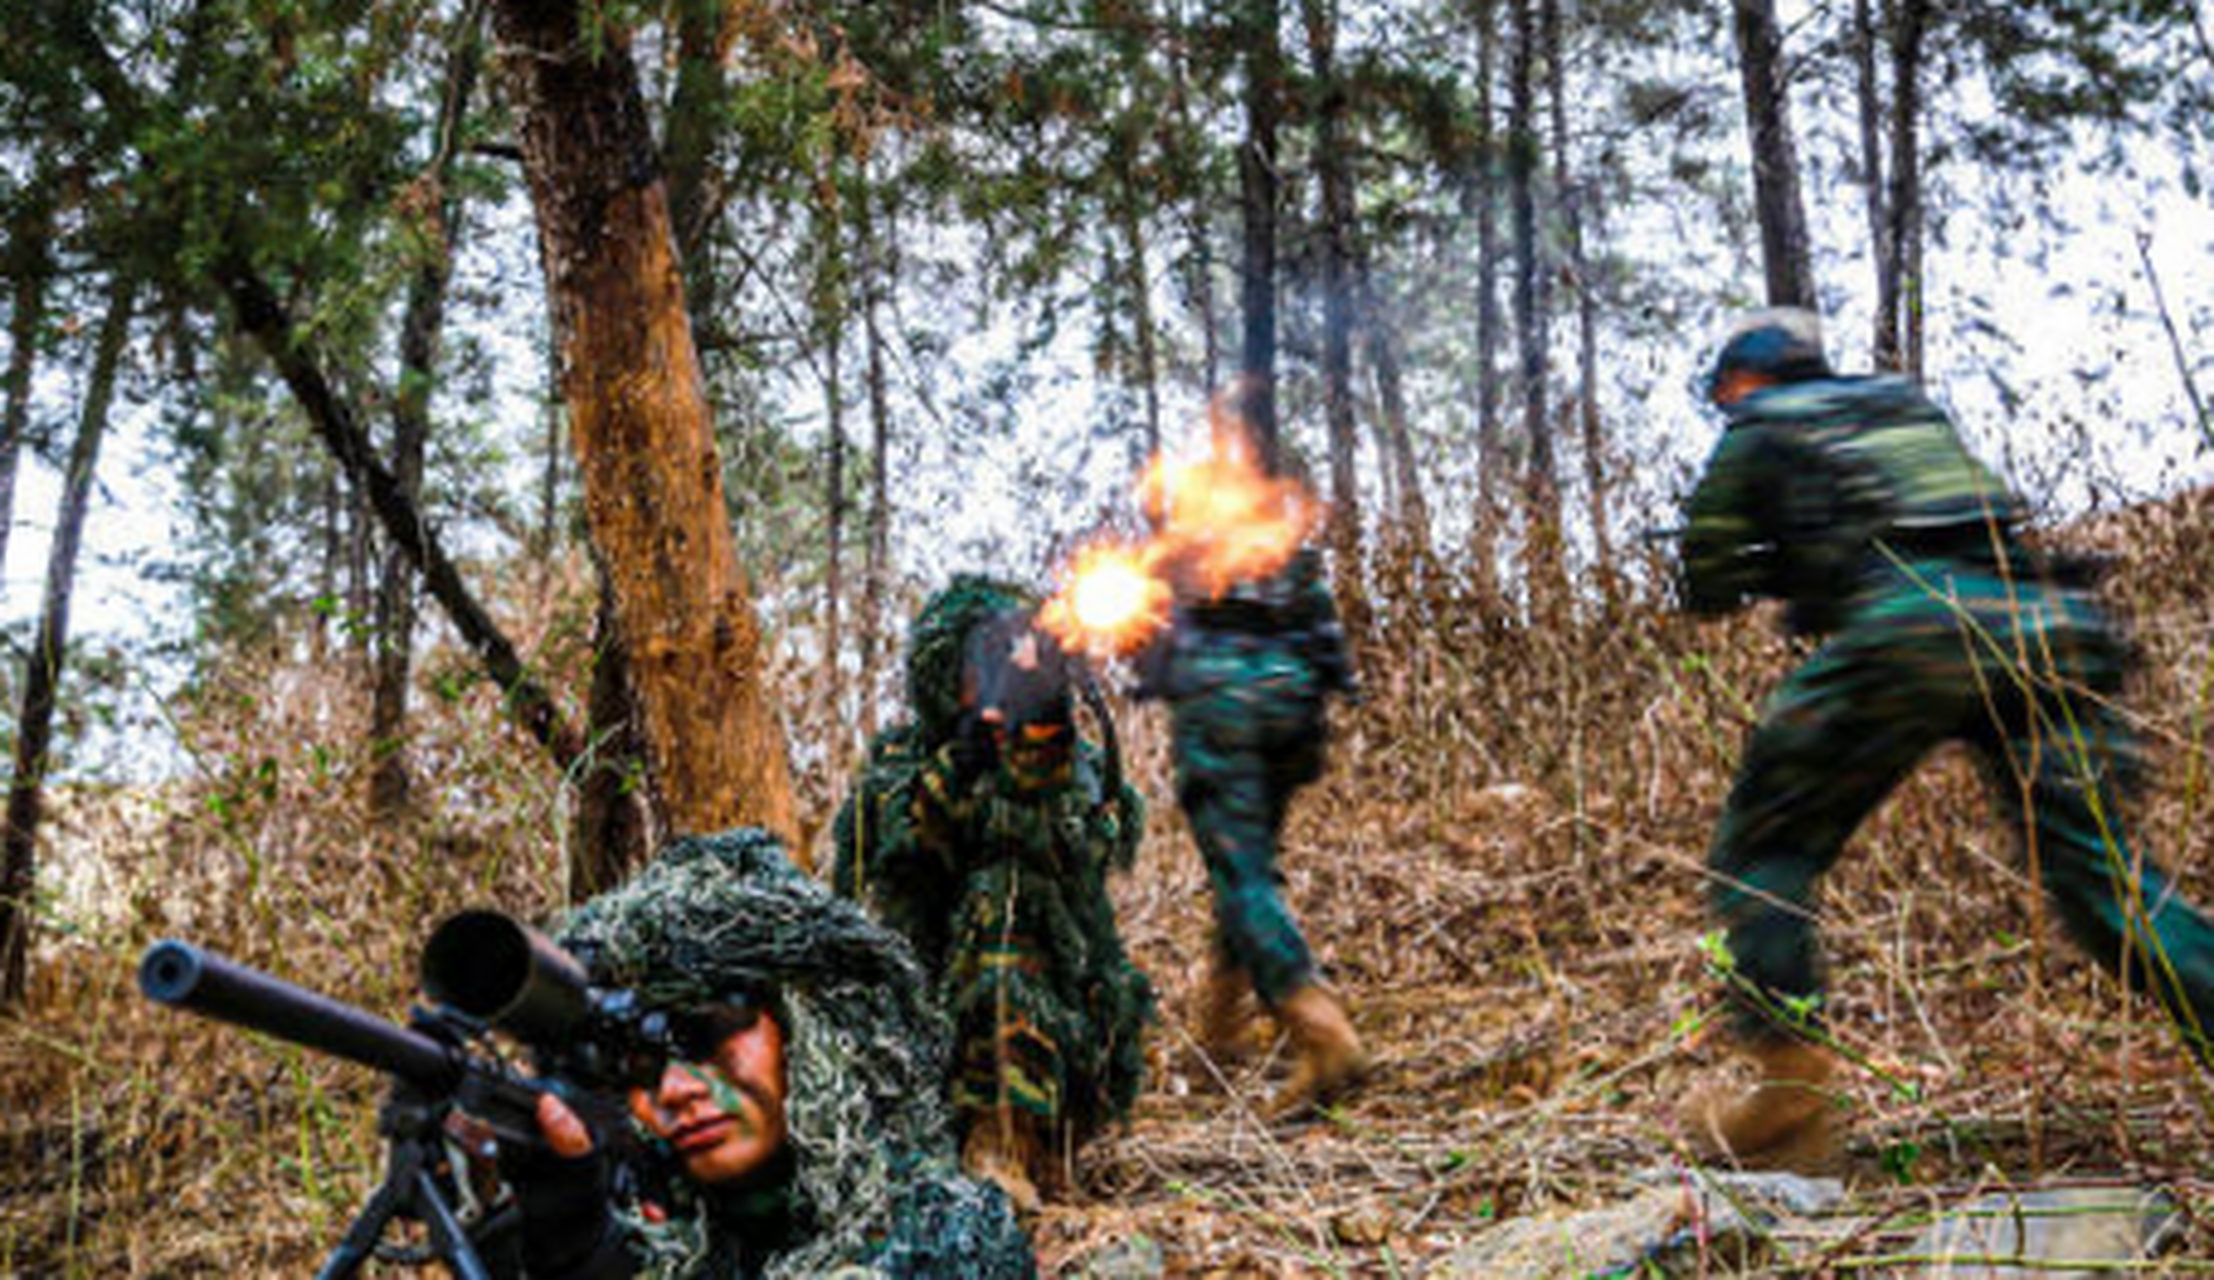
left=501, top=1092, right=629, bottom=1276
left=536, top=1092, right=595, bottom=1158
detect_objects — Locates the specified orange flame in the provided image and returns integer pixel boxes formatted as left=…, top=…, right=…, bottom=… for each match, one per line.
left=1036, top=543, right=1170, bottom=659
left=1040, top=411, right=1319, bottom=659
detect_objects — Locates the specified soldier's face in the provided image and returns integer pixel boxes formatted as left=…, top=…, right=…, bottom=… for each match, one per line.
left=628, top=1005, right=789, bottom=1187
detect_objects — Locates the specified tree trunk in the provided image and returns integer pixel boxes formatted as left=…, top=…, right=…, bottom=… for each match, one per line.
left=1472, top=0, right=1504, bottom=602
left=1236, top=0, right=1283, bottom=469
left=371, top=15, right=482, bottom=823
left=0, top=274, right=134, bottom=1004
left=1854, top=0, right=1891, bottom=368
left=1730, top=0, right=1817, bottom=309
left=1356, top=267, right=1430, bottom=553
left=1552, top=0, right=1614, bottom=604
left=815, top=176, right=848, bottom=740
left=537, top=320, right=564, bottom=568
left=1115, top=155, right=1162, bottom=466
left=0, top=188, right=55, bottom=598
left=1885, top=0, right=1928, bottom=379
left=220, top=261, right=584, bottom=770
left=1302, top=0, right=1365, bottom=633
left=570, top=559, right=653, bottom=901
left=664, top=0, right=730, bottom=340
left=860, top=187, right=893, bottom=741
left=492, top=0, right=797, bottom=850
left=1511, top=0, right=1561, bottom=602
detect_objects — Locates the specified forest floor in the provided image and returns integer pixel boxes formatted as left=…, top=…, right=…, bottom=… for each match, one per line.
left=5, top=493, right=2214, bottom=1275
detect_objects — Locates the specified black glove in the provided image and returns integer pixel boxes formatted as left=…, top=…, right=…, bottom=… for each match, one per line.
left=499, top=1113, right=636, bottom=1279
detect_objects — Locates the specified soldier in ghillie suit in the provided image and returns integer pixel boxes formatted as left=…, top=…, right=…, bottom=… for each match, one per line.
left=832, top=577, right=1152, bottom=1212
left=1139, top=543, right=1368, bottom=1118
left=500, top=827, right=1035, bottom=1278
left=1677, top=308, right=2214, bottom=1169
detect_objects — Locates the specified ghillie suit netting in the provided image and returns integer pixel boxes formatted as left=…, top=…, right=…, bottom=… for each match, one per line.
left=833, top=576, right=1153, bottom=1140
left=557, top=828, right=1035, bottom=1278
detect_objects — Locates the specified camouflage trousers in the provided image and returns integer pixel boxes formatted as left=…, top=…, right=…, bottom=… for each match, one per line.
left=1712, top=559, right=2214, bottom=1064
left=1171, top=651, right=1328, bottom=1007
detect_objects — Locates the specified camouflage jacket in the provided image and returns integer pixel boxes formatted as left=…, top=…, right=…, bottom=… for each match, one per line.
left=1682, top=375, right=2023, bottom=634
left=1140, top=547, right=1354, bottom=702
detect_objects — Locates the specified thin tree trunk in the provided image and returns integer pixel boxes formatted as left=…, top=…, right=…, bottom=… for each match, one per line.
left=664, top=0, right=729, bottom=340
left=1552, top=0, right=1614, bottom=603
left=1116, top=157, right=1162, bottom=466
left=1730, top=0, right=1817, bottom=309
left=0, top=189, right=55, bottom=597
left=1303, top=0, right=1364, bottom=633
left=816, top=176, right=848, bottom=736
left=1472, top=0, right=1503, bottom=602
left=1237, top=0, right=1283, bottom=469
left=1854, top=0, right=1891, bottom=368
left=570, top=559, right=652, bottom=901
left=220, top=261, right=584, bottom=770
left=860, top=187, right=892, bottom=740
left=1878, top=0, right=1928, bottom=376
left=371, top=13, right=482, bottom=822
left=1512, top=0, right=1561, bottom=602
left=316, top=471, right=340, bottom=663
left=1357, top=267, right=1430, bottom=553
left=1187, top=207, right=1220, bottom=397
left=0, top=275, right=135, bottom=1003
left=537, top=322, right=563, bottom=567
left=493, top=0, right=797, bottom=850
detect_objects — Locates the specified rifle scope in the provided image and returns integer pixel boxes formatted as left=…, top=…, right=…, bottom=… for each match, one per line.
left=419, top=909, right=592, bottom=1046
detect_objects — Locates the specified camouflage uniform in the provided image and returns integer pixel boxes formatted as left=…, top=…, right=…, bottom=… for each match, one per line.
left=1143, top=548, right=1354, bottom=1006
left=1685, top=372, right=2214, bottom=1061
left=833, top=579, right=1152, bottom=1153
left=538, top=828, right=1035, bottom=1279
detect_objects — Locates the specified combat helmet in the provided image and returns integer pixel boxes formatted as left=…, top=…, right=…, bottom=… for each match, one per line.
left=1707, top=306, right=1832, bottom=399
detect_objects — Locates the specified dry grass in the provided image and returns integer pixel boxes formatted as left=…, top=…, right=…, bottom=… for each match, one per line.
left=6, top=497, right=2214, bottom=1276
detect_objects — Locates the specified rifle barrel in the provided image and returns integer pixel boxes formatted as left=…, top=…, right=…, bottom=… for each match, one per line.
left=140, top=939, right=461, bottom=1089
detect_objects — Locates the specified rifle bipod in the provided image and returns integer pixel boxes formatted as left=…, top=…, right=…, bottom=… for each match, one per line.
left=317, top=1056, right=516, bottom=1277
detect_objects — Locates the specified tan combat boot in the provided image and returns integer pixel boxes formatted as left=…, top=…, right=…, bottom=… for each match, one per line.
left=1198, top=943, right=1259, bottom=1067
left=1266, top=984, right=1370, bottom=1119
left=1684, top=1039, right=1840, bottom=1171
left=961, top=1108, right=1044, bottom=1213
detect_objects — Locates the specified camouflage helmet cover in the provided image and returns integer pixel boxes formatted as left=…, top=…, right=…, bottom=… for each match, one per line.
left=904, top=575, right=1037, bottom=742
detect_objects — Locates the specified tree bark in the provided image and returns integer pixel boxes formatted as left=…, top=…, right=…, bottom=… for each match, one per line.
left=1471, top=0, right=1504, bottom=602
left=1512, top=0, right=1562, bottom=601
left=1236, top=0, right=1283, bottom=469
left=1356, top=267, right=1430, bottom=553
left=1884, top=0, right=1928, bottom=379
left=0, top=188, right=55, bottom=599
left=219, top=261, right=584, bottom=771
left=815, top=176, right=848, bottom=738
left=1552, top=0, right=1614, bottom=604
left=860, top=186, right=893, bottom=741
left=492, top=0, right=797, bottom=851
left=1730, top=0, right=1817, bottom=309
left=1302, top=0, right=1365, bottom=633
left=1853, top=0, right=1891, bottom=368
left=371, top=13, right=482, bottom=823
left=1114, top=152, right=1162, bottom=466
left=664, top=0, right=729, bottom=339
left=0, top=275, right=134, bottom=1003
left=570, top=560, right=653, bottom=901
